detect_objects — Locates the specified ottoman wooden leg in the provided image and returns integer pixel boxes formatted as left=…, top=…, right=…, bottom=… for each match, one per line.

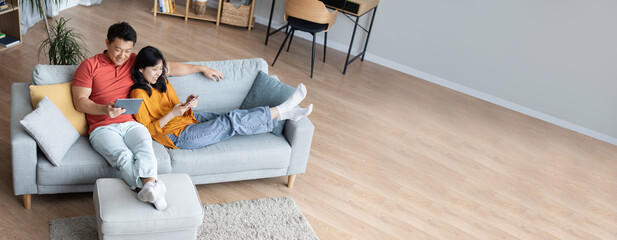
left=287, top=175, right=296, bottom=188
left=23, top=194, right=31, bottom=209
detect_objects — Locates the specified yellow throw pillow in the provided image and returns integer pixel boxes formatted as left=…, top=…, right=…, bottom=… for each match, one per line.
left=29, top=82, right=88, bottom=136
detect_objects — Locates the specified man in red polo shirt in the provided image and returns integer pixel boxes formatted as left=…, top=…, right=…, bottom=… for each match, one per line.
left=72, top=22, right=223, bottom=211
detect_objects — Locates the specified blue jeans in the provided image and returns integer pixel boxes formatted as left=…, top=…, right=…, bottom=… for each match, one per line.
left=90, top=121, right=158, bottom=190
left=167, top=107, right=278, bottom=149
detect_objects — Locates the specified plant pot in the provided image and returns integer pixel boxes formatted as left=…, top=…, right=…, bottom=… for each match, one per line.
left=194, top=0, right=207, bottom=15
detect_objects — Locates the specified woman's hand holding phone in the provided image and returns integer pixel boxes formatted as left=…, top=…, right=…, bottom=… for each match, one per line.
left=170, top=103, right=190, bottom=117
left=184, top=95, right=199, bottom=108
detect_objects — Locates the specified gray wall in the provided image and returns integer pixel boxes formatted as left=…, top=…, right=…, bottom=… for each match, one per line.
left=253, top=0, right=617, bottom=143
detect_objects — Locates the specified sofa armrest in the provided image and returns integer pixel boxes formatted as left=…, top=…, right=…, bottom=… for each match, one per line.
left=283, top=117, right=315, bottom=175
left=11, top=83, right=38, bottom=196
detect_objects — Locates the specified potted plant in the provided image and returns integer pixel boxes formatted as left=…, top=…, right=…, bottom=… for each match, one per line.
left=21, top=0, right=88, bottom=65
left=37, top=17, right=88, bottom=65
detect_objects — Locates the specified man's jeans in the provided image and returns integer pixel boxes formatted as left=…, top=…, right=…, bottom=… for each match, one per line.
left=90, top=121, right=157, bottom=190
left=167, top=107, right=277, bottom=149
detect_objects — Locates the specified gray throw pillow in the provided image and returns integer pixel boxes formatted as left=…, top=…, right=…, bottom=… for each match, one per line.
left=20, top=96, right=79, bottom=166
left=240, top=71, right=294, bottom=136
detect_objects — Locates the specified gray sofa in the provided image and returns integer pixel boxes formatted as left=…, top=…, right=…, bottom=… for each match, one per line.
left=11, top=58, right=314, bottom=209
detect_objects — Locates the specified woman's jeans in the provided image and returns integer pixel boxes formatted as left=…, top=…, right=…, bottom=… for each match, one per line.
left=90, top=121, right=158, bottom=190
left=167, top=107, right=278, bottom=149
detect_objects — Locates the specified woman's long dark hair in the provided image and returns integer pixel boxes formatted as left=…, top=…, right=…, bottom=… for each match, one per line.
left=131, top=46, right=168, bottom=96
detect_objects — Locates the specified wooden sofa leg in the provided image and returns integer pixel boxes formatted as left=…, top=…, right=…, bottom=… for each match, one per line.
left=287, top=175, right=296, bottom=188
left=23, top=194, right=31, bottom=209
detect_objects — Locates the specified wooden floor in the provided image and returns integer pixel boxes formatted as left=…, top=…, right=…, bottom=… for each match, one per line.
left=1, top=0, right=616, bottom=239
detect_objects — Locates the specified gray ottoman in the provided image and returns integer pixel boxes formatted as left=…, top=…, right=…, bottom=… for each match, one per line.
left=93, top=174, right=203, bottom=240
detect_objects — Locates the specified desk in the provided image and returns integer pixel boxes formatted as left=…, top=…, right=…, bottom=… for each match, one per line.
left=265, top=0, right=379, bottom=74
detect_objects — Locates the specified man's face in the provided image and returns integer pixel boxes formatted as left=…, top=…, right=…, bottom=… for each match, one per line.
left=105, top=38, right=134, bottom=66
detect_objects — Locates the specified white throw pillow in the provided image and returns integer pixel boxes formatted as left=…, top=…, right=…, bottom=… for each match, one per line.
left=20, top=96, right=79, bottom=166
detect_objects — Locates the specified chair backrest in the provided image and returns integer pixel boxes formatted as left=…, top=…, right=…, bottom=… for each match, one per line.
left=285, top=0, right=338, bottom=31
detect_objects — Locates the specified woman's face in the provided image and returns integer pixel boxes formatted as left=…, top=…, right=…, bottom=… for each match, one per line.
left=140, top=60, right=164, bottom=85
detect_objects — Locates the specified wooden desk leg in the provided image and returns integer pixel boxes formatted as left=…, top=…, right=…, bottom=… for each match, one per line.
left=23, top=194, right=31, bottom=209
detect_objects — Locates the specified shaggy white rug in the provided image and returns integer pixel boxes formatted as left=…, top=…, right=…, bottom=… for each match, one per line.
left=50, top=197, right=319, bottom=240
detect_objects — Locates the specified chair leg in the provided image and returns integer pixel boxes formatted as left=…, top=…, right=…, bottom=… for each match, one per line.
left=323, top=32, right=327, bottom=62
left=287, top=29, right=295, bottom=52
left=23, top=194, right=31, bottom=209
left=311, top=33, right=316, bottom=78
left=272, top=28, right=293, bottom=67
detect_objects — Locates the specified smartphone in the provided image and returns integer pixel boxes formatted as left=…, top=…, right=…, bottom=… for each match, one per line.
left=185, top=95, right=199, bottom=106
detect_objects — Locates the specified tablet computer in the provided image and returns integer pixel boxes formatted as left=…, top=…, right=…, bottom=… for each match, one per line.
left=114, top=98, right=143, bottom=115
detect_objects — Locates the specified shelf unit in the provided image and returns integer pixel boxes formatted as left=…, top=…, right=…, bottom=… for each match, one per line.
left=153, top=0, right=255, bottom=30
left=0, top=1, right=22, bottom=52
left=153, top=0, right=224, bottom=25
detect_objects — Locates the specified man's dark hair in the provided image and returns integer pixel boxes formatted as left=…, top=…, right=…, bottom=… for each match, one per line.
left=107, top=22, right=137, bottom=44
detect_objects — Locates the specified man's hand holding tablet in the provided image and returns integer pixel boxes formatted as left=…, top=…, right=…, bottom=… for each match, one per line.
left=114, top=98, right=143, bottom=115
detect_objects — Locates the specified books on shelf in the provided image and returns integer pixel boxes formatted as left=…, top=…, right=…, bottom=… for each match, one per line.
left=0, top=1, right=8, bottom=13
left=157, top=0, right=176, bottom=14
left=0, top=35, right=19, bottom=48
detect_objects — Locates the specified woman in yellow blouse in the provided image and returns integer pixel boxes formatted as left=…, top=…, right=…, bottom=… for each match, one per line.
left=130, top=46, right=312, bottom=149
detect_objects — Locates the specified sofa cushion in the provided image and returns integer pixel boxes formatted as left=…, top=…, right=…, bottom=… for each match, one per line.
left=168, top=58, right=268, bottom=114
left=169, top=133, right=291, bottom=176
left=240, top=71, right=294, bottom=136
left=20, top=97, right=79, bottom=166
left=37, top=138, right=172, bottom=186
left=32, top=64, right=78, bottom=85
left=29, top=82, right=89, bottom=135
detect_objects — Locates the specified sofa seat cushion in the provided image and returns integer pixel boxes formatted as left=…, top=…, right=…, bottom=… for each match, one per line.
left=169, top=133, right=291, bottom=176
left=37, top=137, right=172, bottom=186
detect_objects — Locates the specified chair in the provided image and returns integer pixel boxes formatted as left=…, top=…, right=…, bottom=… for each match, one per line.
left=271, top=0, right=338, bottom=78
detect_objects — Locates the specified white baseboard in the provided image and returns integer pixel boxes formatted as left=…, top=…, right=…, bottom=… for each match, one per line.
left=366, top=54, right=617, bottom=145
left=253, top=17, right=617, bottom=146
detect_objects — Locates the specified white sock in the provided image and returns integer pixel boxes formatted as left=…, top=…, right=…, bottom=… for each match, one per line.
left=153, top=197, right=167, bottom=211
left=152, top=180, right=167, bottom=211
left=137, top=182, right=156, bottom=203
left=280, top=104, right=313, bottom=121
left=276, top=83, right=307, bottom=112
left=276, top=84, right=308, bottom=120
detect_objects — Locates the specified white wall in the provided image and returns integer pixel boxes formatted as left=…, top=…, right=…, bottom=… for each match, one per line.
left=252, top=0, right=617, bottom=145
